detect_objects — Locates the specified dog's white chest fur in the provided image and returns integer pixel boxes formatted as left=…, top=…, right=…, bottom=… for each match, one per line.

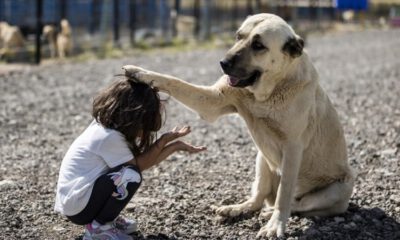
left=237, top=98, right=285, bottom=171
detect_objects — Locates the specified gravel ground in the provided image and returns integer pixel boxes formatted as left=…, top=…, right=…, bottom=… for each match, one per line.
left=0, top=29, right=399, bottom=240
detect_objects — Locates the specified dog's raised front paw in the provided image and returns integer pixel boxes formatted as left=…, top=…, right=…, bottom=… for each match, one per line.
left=122, top=65, right=152, bottom=84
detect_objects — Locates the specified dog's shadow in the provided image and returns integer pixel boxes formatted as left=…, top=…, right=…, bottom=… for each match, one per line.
left=216, top=203, right=400, bottom=239
left=130, top=232, right=177, bottom=240
left=288, top=203, right=400, bottom=239
left=75, top=232, right=177, bottom=240
left=218, top=211, right=259, bottom=225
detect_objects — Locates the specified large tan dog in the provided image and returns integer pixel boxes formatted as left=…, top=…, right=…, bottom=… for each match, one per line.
left=123, top=14, right=354, bottom=238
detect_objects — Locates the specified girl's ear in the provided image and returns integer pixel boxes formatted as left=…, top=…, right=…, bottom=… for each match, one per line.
left=282, top=36, right=304, bottom=58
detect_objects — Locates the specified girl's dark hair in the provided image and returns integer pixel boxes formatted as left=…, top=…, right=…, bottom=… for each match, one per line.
left=92, top=78, right=163, bottom=157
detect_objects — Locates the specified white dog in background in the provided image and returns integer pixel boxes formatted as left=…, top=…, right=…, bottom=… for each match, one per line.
left=123, top=13, right=354, bottom=238
left=0, top=21, right=24, bottom=57
left=43, top=19, right=73, bottom=59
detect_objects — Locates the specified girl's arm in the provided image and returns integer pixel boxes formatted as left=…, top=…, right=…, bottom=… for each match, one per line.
left=155, top=140, right=206, bottom=164
left=128, top=126, right=205, bottom=171
left=128, top=137, right=164, bottom=171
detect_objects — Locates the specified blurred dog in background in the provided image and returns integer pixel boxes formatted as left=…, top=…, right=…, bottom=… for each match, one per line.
left=0, top=21, right=25, bottom=58
left=43, top=19, right=73, bottom=59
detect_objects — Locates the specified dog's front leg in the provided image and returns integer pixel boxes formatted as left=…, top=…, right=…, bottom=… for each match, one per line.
left=216, top=152, right=272, bottom=217
left=123, top=65, right=171, bottom=89
left=257, top=142, right=302, bottom=238
left=123, top=65, right=234, bottom=122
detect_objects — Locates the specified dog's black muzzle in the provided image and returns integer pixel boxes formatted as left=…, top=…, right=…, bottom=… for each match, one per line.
left=220, top=59, right=261, bottom=88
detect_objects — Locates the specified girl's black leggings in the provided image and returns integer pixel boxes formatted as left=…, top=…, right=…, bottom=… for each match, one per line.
left=67, top=164, right=141, bottom=225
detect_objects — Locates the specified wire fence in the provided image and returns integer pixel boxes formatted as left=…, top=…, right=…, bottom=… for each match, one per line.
left=0, top=0, right=392, bottom=64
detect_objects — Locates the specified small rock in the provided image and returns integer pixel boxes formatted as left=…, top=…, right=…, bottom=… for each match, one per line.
left=174, top=214, right=185, bottom=221
left=319, top=226, right=331, bottom=232
left=372, top=218, right=383, bottom=227
left=352, top=214, right=363, bottom=222
left=306, top=228, right=320, bottom=236
left=125, top=205, right=135, bottom=212
left=380, top=148, right=397, bottom=155
left=349, top=222, right=357, bottom=229
left=52, top=225, right=66, bottom=232
left=389, top=195, right=400, bottom=203
left=334, top=216, right=345, bottom=223
left=0, top=180, right=17, bottom=191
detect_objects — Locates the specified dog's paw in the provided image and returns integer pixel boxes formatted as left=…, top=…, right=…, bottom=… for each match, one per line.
left=122, top=65, right=153, bottom=84
left=256, top=211, right=286, bottom=238
left=215, top=204, right=247, bottom=217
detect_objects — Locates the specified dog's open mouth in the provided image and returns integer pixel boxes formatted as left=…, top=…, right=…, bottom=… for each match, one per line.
left=227, top=70, right=261, bottom=88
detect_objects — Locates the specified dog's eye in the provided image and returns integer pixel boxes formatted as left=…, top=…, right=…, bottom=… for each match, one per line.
left=251, top=41, right=267, bottom=51
left=236, top=34, right=243, bottom=41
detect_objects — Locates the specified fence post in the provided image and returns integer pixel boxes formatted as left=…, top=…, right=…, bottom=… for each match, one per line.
left=172, top=0, right=181, bottom=37
left=129, top=0, right=136, bottom=45
left=310, top=0, right=318, bottom=21
left=90, top=0, right=100, bottom=34
left=247, top=0, right=253, bottom=15
left=35, top=0, right=43, bottom=64
left=193, top=0, right=200, bottom=37
left=201, top=0, right=211, bottom=40
left=255, top=0, right=261, bottom=13
left=60, top=0, right=67, bottom=19
left=232, top=0, right=238, bottom=30
left=113, top=0, right=120, bottom=47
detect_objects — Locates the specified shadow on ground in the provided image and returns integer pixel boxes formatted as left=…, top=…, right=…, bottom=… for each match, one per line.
left=289, top=203, right=400, bottom=239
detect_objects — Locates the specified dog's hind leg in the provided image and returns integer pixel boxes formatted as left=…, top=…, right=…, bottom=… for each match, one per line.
left=216, top=152, right=273, bottom=217
left=292, top=178, right=354, bottom=217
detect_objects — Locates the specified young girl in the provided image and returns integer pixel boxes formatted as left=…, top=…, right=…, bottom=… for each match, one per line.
left=54, top=78, right=206, bottom=240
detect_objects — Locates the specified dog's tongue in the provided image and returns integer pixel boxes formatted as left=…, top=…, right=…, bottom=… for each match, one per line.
left=228, top=75, right=240, bottom=86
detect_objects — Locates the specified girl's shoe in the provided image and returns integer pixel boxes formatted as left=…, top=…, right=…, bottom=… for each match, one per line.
left=83, top=222, right=133, bottom=240
left=113, top=216, right=138, bottom=234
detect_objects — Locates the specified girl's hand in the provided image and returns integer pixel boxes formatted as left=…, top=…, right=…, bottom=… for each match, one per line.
left=161, top=126, right=191, bottom=144
left=172, top=141, right=207, bottom=154
left=154, top=140, right=205, bottom=165
left=135, top=126, right=206, bottom=171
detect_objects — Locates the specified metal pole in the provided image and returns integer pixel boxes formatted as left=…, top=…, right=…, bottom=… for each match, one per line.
left=202, top=0, right=211, bottom=40
left=232, top=0, right=238, bottom=31
left=247, top=0, right=253, bottom=15
left=193, top=0, right=200, bottom=37
left=175, top=0, right=181, bottom=15
left=113, top=0, right=120, bottom=47
left=255, top=0, right=261, bottom=13
left=129, top=0, right=136, bottom=45
left=60, top=0, right=67, bottom=19
left=35, top=0, right=43, bottom=64
left=172, top=0, right=181, bottom=37
left=90, top=0, right=99, bottom=34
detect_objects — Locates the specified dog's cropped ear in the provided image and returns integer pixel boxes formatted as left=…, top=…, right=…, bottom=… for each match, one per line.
left=282, top=36, right=304, bottom=58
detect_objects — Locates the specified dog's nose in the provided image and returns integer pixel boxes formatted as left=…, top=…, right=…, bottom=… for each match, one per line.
left=220, top=59, right=233, bottom=71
